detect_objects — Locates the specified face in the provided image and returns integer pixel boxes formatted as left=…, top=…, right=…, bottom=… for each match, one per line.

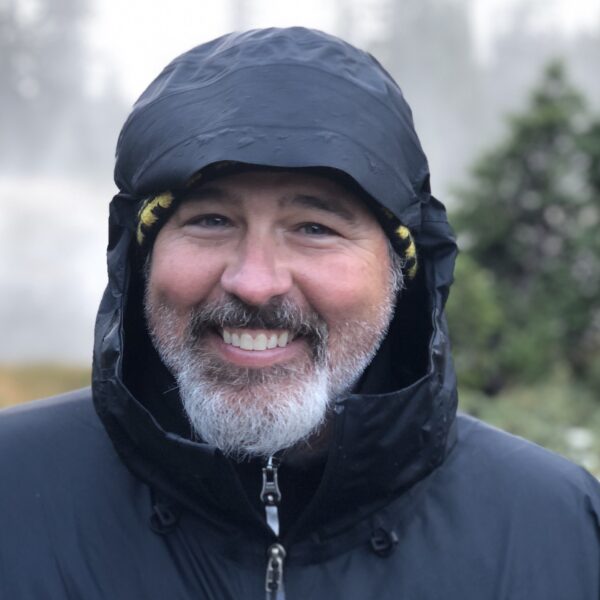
left=145, top=169, right=401, bottom=459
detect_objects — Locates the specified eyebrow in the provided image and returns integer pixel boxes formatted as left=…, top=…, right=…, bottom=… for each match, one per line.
left=279, top=194, right=357, bottom=223
left=180, top=187, right=358, bottom=223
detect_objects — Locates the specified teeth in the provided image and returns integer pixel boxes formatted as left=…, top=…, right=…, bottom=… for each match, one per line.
left=254, top=334, right=267, bottom=351
left=240, top=333, right=253, bottom=350
left=222, top=328, right=293, bottom=351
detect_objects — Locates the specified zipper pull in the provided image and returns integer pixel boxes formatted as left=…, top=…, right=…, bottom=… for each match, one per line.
left=261, top=455, right=282, bottom=506
left=261, top=455, right=282, bottom=537
left=265, top=543, right=286, bottom=600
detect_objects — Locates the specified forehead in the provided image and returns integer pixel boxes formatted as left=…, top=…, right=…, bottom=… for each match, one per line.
left=179, top=169, right=377, bottom=217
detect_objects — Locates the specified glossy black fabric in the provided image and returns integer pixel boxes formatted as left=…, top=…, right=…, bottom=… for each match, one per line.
left=2, top=393, right=599, bottom=599
left=1, top=27, right=599, bottom=599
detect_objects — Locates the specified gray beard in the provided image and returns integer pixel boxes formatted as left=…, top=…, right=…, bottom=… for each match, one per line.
left=145, top=250, right=403, bottom=459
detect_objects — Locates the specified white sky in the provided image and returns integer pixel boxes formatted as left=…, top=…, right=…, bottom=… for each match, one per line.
left=87, top=0, right=336, bottom=102
left=473, top=0, right=600, bottom=61
left=88, top=0, right=600, bottom=102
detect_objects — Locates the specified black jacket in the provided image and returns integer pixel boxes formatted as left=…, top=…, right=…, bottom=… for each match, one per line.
left=1, top=28, right=599, bottom=599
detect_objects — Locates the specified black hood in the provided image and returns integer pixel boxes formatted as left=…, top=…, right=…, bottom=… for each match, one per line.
left=93, top=27, right=458, bottom=548
left=115, top=27, right=429, bottom=231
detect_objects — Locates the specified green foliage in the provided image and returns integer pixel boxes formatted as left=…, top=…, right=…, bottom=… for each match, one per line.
left=445, top=255, right=503, bottom=392
left=459, top=373, right=600, bottom=477
left=448, top=62, right=600, bottom=395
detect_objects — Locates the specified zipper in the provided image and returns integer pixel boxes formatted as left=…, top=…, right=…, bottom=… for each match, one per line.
left=261, top=455, right=286, bottom=600
left=265, top=543, right=286, bottom=600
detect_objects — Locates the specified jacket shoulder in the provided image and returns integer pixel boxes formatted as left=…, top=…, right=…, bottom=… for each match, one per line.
left=449, top=413, right=600, bottom=540
left=407, top=414, right=600, bottom=597
left=0, top=387, right=102, bottom=448
left=454, top=412, right=599, bottom=492
left=0, top=387, right=127, bottom=494
left=0, top=386, right=94, bottom=424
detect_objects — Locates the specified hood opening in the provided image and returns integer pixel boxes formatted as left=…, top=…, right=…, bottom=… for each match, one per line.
left=122, top=253, right=192, bottom=439
left=356, top=264, right=431, bottom=395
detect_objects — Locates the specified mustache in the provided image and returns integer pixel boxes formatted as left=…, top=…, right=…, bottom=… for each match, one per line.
left=187, top=296, right=329, bottom=360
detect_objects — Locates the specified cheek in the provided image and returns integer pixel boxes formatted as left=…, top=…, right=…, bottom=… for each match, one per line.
left=296, top=252, right=392, bottom=322
left=148, top=243, right=225, bottom=310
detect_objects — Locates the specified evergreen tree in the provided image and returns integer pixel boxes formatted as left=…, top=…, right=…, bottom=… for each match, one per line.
left=447, top=62, right=600, bottom=394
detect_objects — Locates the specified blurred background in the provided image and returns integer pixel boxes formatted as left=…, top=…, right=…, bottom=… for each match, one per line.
left=1, top=0, right=599, bottom=474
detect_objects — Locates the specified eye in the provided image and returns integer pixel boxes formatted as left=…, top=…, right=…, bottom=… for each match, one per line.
left=186, top=214, right=231, bottom=228
left=297, top=222, right=336, bottom=236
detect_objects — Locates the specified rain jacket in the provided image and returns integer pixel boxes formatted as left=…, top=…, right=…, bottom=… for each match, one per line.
left=1, top=28, right=599, bottom=600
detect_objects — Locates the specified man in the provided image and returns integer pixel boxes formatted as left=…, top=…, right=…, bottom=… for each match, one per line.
left=1, top=27, right=599, bottom=600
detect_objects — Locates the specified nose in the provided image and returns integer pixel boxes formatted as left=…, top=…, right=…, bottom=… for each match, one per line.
left=220, top=236, right=293, bottom=306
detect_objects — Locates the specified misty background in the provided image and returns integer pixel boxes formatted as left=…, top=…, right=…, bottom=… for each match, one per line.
left=3, top=0, right=600, bottom=363
left=2, top=0, right=600, bottom=473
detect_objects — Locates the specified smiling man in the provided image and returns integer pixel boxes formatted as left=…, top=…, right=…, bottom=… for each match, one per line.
left=145, top=170, right=400, bottom=459
left=1, top=27, right=599, bottom=600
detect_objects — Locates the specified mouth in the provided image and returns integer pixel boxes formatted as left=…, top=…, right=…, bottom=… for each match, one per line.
left=221, top=328, right=294, bottom=351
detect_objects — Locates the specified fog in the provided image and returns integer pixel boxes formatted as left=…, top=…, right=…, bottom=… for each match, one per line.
left=1, top=0, right=599, bottom=363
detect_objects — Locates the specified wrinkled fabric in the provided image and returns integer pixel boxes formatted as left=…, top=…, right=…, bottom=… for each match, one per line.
left=1, top=27, right=599, bottom=599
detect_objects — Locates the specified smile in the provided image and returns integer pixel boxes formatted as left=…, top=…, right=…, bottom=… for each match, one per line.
left=221, top=328, right=294, bottom=351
